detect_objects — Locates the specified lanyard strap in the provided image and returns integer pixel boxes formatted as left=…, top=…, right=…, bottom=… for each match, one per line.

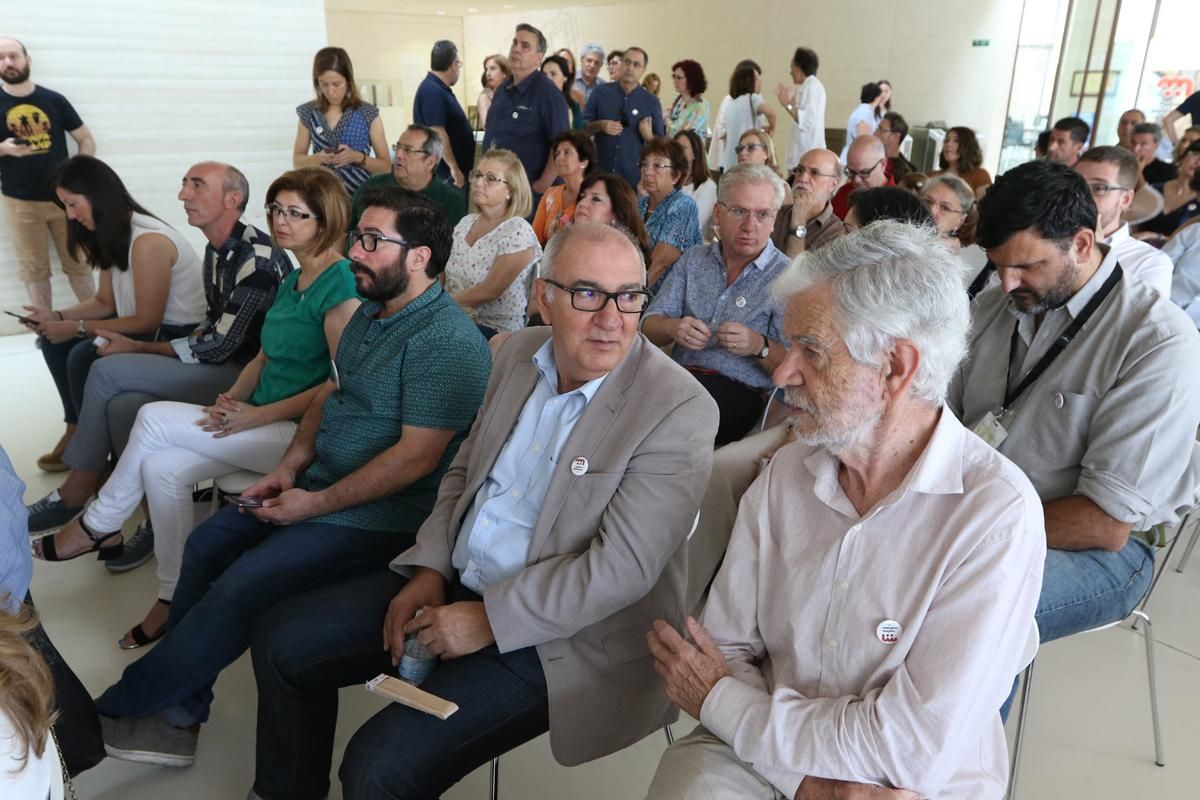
left=1002, top=264, right=1123, bottom=413
left=967, top=261, right=994, bottom=301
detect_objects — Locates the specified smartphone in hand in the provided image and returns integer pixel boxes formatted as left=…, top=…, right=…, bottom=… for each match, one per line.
left=4, top=310, right=35, bottom=325
left=230, top=495, right=264, bottom=508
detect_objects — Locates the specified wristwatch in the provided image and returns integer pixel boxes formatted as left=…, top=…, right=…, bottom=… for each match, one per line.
left=76, top=319, right=86, bottom=339
left=756, top=335, right=770, bottom=359
left=791, top=225, right=807, bottom=239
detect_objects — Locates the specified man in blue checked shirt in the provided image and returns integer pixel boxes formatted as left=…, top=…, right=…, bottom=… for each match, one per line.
left=643, top=163, right=790, bottom=444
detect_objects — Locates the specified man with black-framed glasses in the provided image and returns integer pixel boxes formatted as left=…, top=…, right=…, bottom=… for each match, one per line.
left=831, top=134, right=891, bottom=220
left=771, top=147, right=846, bottom=257
left=1074, top=145, right=1172, bottom=297
left=96, top=186, right=491, bottom=771
left=644, top=163, right=791, bottom=444
left=350, top=123, right=466, bottom=227
left=246, top=222, right=717, bottom=799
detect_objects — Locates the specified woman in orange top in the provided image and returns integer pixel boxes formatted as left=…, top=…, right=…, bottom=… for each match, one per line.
left=934, top=125, right=992, bottom=199
left=532, top=130, right=596, bottom=244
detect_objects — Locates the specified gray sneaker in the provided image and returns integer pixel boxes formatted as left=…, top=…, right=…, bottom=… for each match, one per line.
left=105, top=519, right=155, bottom=573
left=27, top=490, right=84, bottom=536
left=100, top=714, right=199, bottom=767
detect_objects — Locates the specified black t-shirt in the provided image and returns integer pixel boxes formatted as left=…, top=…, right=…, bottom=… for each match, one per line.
left=0, top=85, right=84, bottom=201
left=1175, top=91, right=1200, bottom=120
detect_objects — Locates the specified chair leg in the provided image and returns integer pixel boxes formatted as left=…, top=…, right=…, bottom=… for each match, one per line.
left=1134, top=527, right=1185, bottom=630
left=1176, top=522, right=1200, bottom=574
left=664, top=725, right=675, bottom=746
left=1006, top=660, right=1036, bottom=800
left=1130, top=610, right=1165, bottom=766
left=489, top=756, right=500, bottom=800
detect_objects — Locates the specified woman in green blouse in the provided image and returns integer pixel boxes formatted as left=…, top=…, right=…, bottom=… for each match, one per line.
left=35, top=168, right=360, bottom=651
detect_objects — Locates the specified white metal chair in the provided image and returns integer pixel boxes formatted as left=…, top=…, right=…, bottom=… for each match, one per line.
left=1005, top=610, right=1164, bottom=800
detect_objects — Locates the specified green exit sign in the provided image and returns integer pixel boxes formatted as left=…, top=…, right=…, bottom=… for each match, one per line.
left=972, top=39, right=991, bottom=47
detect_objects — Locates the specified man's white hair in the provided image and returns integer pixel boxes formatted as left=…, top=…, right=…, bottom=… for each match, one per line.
left=716, top=162, right=787, bottom=209
left=772, top=220, right=969, bottom=406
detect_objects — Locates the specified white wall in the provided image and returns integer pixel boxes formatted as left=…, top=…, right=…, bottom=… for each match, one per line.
left=460, top=0, right=1023, bottom=172
left=0, top=0, right=328, bottom=334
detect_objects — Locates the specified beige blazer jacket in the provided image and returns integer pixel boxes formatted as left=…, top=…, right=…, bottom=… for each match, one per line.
left=392, top=327, right=718, bottom=765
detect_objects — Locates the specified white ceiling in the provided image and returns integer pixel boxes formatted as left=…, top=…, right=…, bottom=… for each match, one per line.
left=325, top=0, right=620, bottom=17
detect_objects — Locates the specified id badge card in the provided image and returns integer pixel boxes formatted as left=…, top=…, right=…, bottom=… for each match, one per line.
left=972, top=411, right=1009, bottom=449
left=170, top=337, right=200, bottom=364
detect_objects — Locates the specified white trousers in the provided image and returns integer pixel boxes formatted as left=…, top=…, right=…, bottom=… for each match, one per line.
left=83, top=401, right=295, bottom=599
left=645, top=726, right=783, bottom=800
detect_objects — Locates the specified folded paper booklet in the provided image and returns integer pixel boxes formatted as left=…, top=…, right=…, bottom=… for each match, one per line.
left=365, top=674, right=459, bottom=720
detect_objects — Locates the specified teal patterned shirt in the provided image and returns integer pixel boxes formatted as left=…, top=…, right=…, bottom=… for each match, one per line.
left=299, top=282, right=491, bottom=533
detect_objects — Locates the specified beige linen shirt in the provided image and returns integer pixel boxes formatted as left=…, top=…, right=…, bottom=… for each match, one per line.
left=698, top=409, right=1045, bottom=799
left=950, top=245, right=1200, bottom=529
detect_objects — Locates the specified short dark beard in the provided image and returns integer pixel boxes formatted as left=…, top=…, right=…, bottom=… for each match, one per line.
left=1, top=64, right=30, bottom=85
left=351, top=252, right=409, bottom=303
left=1009, top=251, right=1079, bottom=314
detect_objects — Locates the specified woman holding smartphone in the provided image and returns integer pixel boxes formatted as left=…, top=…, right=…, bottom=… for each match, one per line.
left=293, top=47, right=390, bottom=194
left=23, top=155, right=206, bottom=473
left=34, top=168, right=360, bottom=652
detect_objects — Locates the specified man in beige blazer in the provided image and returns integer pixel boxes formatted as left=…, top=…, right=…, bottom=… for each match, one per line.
left=247, top=223, right=719, bottom=800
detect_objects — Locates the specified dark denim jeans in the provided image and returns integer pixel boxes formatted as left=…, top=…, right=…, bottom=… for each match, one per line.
left=1000, top=535, right=1155, bottom=720
left=95, top=506, right=410, bottom=724
left=250, top=569, right=549, bottom=800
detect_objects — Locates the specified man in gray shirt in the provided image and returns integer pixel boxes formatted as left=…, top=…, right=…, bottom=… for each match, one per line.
left=949, top=161, right=1200, bottom=695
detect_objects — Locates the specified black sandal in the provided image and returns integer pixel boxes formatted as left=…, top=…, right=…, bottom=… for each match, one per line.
left=118, top=600, right=171, bottom=650
left=37, top=517, right=124, bottom=562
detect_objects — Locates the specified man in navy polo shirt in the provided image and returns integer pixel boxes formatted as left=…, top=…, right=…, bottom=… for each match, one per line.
left=583, top=46, right=664, bottom=188
left=482, top=23, right=569, bottom=196
left=413, top=40, right=473, bottom=189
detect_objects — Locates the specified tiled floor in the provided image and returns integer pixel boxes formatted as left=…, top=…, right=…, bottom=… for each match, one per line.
left=3, top=331, right=1198, bottom=799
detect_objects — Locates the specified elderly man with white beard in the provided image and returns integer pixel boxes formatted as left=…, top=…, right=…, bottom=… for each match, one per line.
left=644, top=221, right=1046, bottom=800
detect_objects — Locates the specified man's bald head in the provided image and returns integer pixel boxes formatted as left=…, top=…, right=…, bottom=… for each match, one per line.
left=0, top=37, right=27, bottom=55
left=794, top=148, right=842, bottom=208
left=846, top=135, right=887, bottom=188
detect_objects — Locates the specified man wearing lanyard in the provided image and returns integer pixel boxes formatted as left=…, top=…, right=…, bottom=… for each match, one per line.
left=948, top=161, right=1200, bottom=716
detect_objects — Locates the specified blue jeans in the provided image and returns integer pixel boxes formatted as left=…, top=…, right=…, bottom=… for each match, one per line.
left=250, top=570, right=549, bottom=800
left=1000, top=536, right=1155, bottom=720
left=95, top=506, right=410, bottom=724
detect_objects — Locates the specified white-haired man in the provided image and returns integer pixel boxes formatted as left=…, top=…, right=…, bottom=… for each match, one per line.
left=645, top=221, right=1046, bottom=800
left=643, top=163, right=790, bottom=444
left=575, top=42, right=607, bottom=104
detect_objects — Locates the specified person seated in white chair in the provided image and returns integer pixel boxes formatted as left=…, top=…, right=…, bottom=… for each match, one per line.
left=645, top=221, right=1047, bottom=800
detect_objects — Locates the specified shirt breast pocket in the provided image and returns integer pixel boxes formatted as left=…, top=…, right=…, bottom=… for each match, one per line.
left=1024, top=389, right=1100, bottom=468
left=508, top=105, right=542, bottom=138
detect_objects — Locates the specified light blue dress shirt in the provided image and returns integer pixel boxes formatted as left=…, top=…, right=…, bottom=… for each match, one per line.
left=452, top=339, right=608, bottom=593
left=0, top=446, right=31, bottom=613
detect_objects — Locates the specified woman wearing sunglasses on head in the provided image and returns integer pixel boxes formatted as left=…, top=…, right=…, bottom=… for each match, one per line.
left=34, top=168, right=360, bottom=654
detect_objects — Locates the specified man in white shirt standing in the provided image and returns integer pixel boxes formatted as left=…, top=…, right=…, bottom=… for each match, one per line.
left=776, top=47, right=826, bottom=176
left=1074, top=145, right=1173, bottom=296
left=644, top=221, right=1046, bottom=800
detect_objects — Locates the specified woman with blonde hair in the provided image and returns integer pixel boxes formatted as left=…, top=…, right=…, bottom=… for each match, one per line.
left=293, top=47, right=391, bottom=193
left=476, top=54, right=510, bottom=131
left=735, top=128, right=781, bottom=175
left=446, top=149, right=542, bottom=336
left=0, top=605, right=64, bottom=798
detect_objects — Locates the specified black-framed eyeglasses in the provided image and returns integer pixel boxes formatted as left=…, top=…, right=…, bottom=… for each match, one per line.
left=346, top=231, right=411, bottom=253
left=1087, top=182, right=1132, bottom=196
left=543, top=278, right=651, bottom=313
left=845, top=158, right=884, bottom=180
left=265, top=203, right=315, bottom=221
